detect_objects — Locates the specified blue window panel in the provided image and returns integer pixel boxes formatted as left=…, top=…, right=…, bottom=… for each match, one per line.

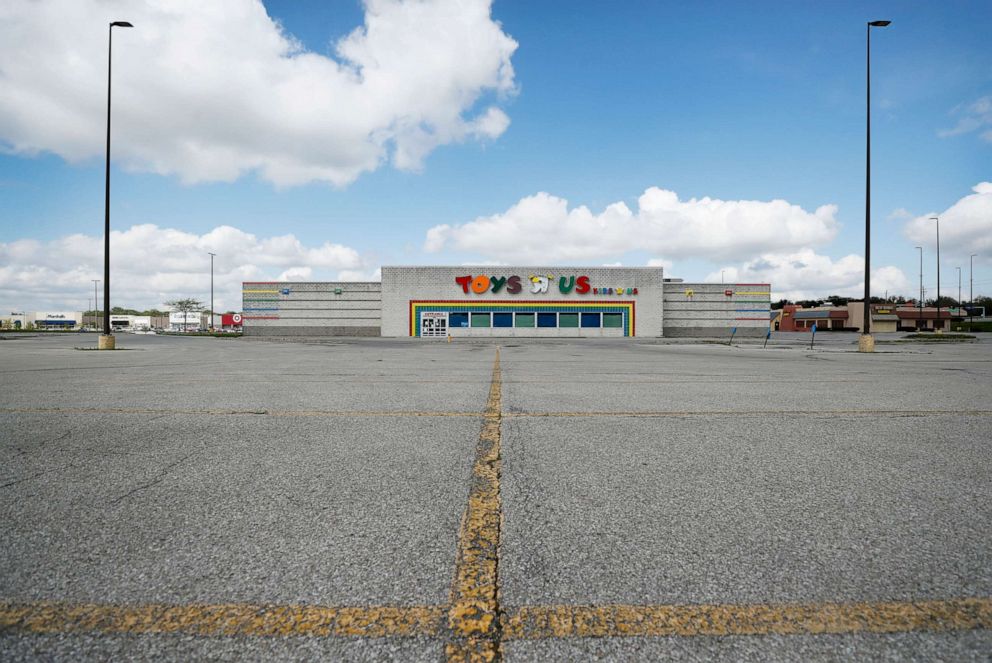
left=581, top=312, right=601, bottom=328
left=493, top=312, right=513, bottom=327
left=449, top=312, right=469, bottom=328
left=537, top=312, right=557, bottom=327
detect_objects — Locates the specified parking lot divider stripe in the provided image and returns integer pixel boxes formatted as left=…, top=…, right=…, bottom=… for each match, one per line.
left=0, top=601, right=444, bottom=638
left=0, top=407, right=480, bottom=417
left=503, top=409, right=992, bottom=418
left=446, top=348, right=504, bottom=662
left=502, top=599, right=992, bottom=639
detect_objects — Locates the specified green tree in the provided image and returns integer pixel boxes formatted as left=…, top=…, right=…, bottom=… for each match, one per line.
left=826, top=295, right=849, bottom=307
left=165, top=298, right=204, bottom=332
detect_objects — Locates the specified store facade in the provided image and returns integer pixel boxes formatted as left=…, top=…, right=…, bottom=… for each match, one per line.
left=243, top=266, right=771, bottom=339
left=381, top=266, right=662, bottom=338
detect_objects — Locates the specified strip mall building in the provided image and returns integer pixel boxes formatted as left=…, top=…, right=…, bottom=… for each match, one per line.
left=242, top=267, right=771, bottom=338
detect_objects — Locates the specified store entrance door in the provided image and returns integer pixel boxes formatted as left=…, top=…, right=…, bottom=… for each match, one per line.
left=420, top=312, right=448, bottom=338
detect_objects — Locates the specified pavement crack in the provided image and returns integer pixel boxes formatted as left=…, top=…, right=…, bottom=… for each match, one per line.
left=0, top=462, right=77, bottom=489
left=109, top=453, right=195, bottom=505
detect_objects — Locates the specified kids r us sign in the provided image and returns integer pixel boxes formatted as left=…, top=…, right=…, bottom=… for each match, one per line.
left=455, top=274, right=638, bottom=296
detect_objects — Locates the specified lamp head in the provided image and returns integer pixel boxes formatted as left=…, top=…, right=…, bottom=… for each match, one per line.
left=868, top=20, right=891, bottom=27
left=110, top=21, right=134, bottom=28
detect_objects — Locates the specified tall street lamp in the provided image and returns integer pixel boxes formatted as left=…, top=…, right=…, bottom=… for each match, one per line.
left=957, top=266, right=962, bottom=316
left=99, top=20, right=134, bottom=350
left=971, top=254, right=977, bottom=326
left=860, top=19, right=891, bottom=352
left=208, top=252, right=216, bottom=331
left=92, top=279, right=100, bottom=320
left=915, top=246, right=923, bottom=328
left=932, top=216, right=940, bottom=331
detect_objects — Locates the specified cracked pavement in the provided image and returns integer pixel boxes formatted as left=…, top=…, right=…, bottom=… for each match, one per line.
left=1, top=332, right=991, bottom=661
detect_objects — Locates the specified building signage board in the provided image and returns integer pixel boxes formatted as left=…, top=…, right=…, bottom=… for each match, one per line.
left=169, top=311, right=201, bottom=323
left=454, top=274, right=638, bottom=296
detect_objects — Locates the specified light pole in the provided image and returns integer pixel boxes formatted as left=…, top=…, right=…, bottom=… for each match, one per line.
left=99, top=20, right=134, bottom=350
left=932, top=216, right=940, bottom=331
left=860, top=19, right=891, bottom=352
left=957, top=266, right=962, bottom=316
left=915, top=246, right=922, bottom=329
left=208, top=252, right=216, bottom=331
left=92, top=279, right=100, bottom=321
left=970, top=254, right=976, bottom=326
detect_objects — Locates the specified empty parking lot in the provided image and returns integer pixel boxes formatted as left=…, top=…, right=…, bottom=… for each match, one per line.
left=1, top=333, right=990, bottom=661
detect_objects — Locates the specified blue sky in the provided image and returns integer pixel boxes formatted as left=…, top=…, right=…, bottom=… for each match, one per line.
left=1, top=0, right=990, bottom=312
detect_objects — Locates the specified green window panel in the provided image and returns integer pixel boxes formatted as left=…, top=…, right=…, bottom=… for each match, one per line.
left=515, top=312, right=535, bottom=327
left=559, top=313, right=579, bottom=328
left=471, top=312, right=491, bottom=328
left=603, top=313, right=623, bottom=328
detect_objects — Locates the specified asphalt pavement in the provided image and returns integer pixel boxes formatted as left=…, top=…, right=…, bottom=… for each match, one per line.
left=1, top=332, right=990, bottom=661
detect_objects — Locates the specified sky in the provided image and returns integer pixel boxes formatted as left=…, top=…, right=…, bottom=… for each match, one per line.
left=1, top=0, right=990, bottom=313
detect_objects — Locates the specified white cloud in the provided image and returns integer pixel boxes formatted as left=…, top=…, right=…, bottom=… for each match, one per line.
left=337, top=267, right=382, bottom=282
left=646, top=257, right=674, bottom=272
left=904, top=182, right=992, bottom=259
left=938, top=96, right=992, bottom=143
left=0, top=0, right=517, bottom=187
left=710, top=249, right=910, bottom=302
left=424, top=187, right=838, bottom=263
left=0, top=224, right=367, bottom=312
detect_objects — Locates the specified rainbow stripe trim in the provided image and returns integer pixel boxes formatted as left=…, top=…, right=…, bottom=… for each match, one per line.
left=409, top=300, right=636, bottom=337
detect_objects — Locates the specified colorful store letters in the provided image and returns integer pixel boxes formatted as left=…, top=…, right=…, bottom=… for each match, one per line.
left=455, top=274, right=637, bottom=296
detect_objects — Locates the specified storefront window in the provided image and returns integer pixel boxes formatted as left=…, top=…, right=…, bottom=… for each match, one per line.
left=603, top=313, right=622, bottom=328
left=581, top=312, right=601, bottom=327
left=449, top=312, right=469, bottom=328
left=493, top=312, right=512, bottom=327
left=537, top=312, right=557, bottom=327
left=471, top=312, right=491, bottom=328
left=515, top=313, right=535, bottom=327
left=559, top=313, right=578, bottom=328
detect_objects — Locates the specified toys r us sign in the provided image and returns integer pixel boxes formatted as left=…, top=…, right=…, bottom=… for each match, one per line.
left=455, top=274, right=638, bottom=296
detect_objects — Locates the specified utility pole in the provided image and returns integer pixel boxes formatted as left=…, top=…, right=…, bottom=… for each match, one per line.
left=957, top=266, right=962, bottom=317
left=931, top=216, right=940, bottom=331
left=915, top=246, right=923, bottom=329
left=970, top=254, right=976, bottom=326
left=860, top=19, right=892, bottom=352
left=92, top=279, right=100, bottom=320
left=100, top=20, right=134, bottom=350
left=208, top=252, right=216, bottom=331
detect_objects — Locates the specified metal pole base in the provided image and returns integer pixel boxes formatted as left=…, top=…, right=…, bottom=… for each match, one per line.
left=858, top=334, right=875, bottom=353
left=98, top=334, right=116, bottom=350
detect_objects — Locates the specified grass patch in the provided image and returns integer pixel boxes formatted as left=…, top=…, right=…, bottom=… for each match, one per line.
left=899, top=333, right=976, bottom=342
left=953, top=321, right=992, bottom=332
left=157, top=331, right=242, bottom=338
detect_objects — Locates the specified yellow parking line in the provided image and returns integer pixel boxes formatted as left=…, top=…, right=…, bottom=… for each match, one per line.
left=0, top=407, right=479, bottom=418
left=503, top=598, right=992, bottom=639
left=446, top=348, right=504, bottom=662
left=7, top=407, right=988, bottom=419
left=4, top=597, right=987, bottom=642
left=504, top=409, right=992, bottom=418
left=0, top=601, right=444, bottom=638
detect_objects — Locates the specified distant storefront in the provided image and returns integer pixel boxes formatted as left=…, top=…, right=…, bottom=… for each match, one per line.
left=242, top=267, right=771, bottom=339
left=0, top=312, right=82, bottom=330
